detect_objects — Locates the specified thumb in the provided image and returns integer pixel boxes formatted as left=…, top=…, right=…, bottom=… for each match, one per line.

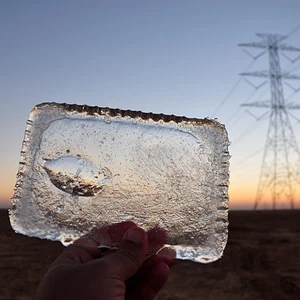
left=105, top=226, right=148, bottom=281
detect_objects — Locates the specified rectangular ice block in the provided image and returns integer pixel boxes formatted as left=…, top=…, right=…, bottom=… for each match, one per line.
left=10, top=103, right=230, bottom=263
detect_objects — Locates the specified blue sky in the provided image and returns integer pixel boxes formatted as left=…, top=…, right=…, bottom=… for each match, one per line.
left=1, top=0, right=300, bottom=208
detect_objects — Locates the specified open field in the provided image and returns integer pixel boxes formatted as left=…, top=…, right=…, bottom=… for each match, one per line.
left=0, top=210, right=300, bottom=299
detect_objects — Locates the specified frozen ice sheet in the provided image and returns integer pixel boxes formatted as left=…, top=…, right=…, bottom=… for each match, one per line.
left=9, top=103, right=230, bottom=263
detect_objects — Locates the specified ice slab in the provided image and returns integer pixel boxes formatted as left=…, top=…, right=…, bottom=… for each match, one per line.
left=9, top=103, right=230, bottom=263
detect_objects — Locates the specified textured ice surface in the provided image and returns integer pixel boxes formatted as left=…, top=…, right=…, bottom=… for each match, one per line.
left=10, top=103, right=230, bottom=263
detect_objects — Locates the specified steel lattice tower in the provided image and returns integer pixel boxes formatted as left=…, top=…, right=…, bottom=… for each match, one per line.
left=239, top=33, right=300, bottom=209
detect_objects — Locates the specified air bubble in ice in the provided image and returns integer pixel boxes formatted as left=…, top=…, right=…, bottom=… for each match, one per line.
left=104, top=117, right=111, bottom=124
left=44, top=156, right=112, bottom=197
left=56, top=204, right=64, bottom=213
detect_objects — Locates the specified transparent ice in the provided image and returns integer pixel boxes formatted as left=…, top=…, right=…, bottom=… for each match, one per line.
left=10, top=103, right=230, bottom=263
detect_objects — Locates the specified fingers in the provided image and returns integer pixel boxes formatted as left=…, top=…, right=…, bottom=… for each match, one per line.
left=74, top=234, right=99, bottom=247
left=54, top=223, right=174, bottom=269
left=104, top=227, right=148, bottom=281
left=75, top=222, right=169, bottom=258
left=126, top=262, right=170, bottom=300
left=53, top=233, right=105, bottom=267
left=147, top=227, right=168, bottom=254
left=126, top=252, right=175, bottom=291
left=81, top=221, right=138, bottom=248
left=53, top=222, right=144, bottom=269
left=141, top=262, right=170, bottom=299
left=157, top=246, right=177, bottom=263
left=51, top=244, right=102, bottom=269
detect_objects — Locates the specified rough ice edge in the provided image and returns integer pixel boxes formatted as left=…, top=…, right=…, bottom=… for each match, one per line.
left=9, top=102, right=230, bottom=263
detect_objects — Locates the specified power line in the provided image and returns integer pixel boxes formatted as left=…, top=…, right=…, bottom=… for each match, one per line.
left=226, top=90, right=256, bottom=125
left=235, top=147, right=265, bottom=167
left=230, top=112, right=269, bottom=145
left=286, top=24, right=300, bottom=38
left=210, top=60, right=256, bottom=117
left=285, top=63, right=300, bottom=74
left=226, top=83, right=269, bottom=126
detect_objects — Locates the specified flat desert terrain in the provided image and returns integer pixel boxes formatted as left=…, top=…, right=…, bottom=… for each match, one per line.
left=0, top=210, right=300, bottom=300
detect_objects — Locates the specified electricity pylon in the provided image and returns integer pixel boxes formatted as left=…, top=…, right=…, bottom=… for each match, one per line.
left=239, top=33, right=300, bottom=209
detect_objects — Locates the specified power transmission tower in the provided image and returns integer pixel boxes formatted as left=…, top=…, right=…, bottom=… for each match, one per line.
left=239, top=33, right=300, bottom=210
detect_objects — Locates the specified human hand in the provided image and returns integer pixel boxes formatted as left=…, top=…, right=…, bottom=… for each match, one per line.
left=36, top=222, right=175, bottom=300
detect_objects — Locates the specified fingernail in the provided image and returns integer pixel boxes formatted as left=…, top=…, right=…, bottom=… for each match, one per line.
left=125, top=227, right=144, bottom=243
left=157, top=247, right=176, bottom=259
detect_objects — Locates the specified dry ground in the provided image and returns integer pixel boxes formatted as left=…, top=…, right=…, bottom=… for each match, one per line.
left=0, top=210, right=300, bottom=300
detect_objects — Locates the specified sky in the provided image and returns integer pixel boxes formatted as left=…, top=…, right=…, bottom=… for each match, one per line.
left=1, top=0, right=300, bottom=209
